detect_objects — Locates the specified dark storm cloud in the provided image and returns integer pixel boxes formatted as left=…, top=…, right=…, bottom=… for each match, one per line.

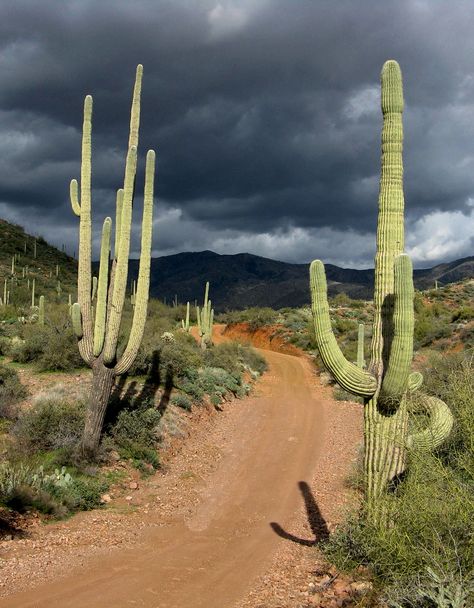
left=0, top=0, right=473, bottom=266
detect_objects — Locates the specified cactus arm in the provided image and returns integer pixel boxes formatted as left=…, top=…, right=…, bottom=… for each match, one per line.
left=115, top=150, right=155, bottom=375
left=408, top=371, right=423, bottom=391
left=196, top=305, right=202, bottom=335
left=71, top=303, right=83, bottom=339
left=103, top=145, right=138, bottom=363
left=93, top=217, right=112, bottom=356
left=406, top=395, right=454, bottom=451
left=310, top=260, right=377, bottom=397
left=70, top=179, right=81, bottom=216
left=76, top=95, right=94, bottom=364
left=114, top=189, right=123, bottom=259
left=381, top=254, right=414, bottom=398
left=91, top=276, right=98, bottom=301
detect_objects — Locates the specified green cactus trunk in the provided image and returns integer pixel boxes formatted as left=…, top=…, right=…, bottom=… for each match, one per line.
left=309, top=61, right=453, bottom=523
left=70, top=65, right=155, bottom=456
left=197, top=282, right=213, bottom=349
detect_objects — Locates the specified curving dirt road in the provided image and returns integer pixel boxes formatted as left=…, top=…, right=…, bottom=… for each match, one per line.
left=1, top=328, right=335, bottom=608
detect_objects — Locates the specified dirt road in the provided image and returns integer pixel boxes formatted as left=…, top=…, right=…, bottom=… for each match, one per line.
left=0, top=330, right=340, bottom=608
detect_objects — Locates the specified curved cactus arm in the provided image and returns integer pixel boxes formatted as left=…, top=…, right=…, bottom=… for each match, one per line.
left=71, top=303, right=83, bottom=339
left=93, top=217, right=112, bottom=356
left=70, top=179, right=81, bottom=216
left=408, top=371, right=423, bottom=391
left=310, top=260, right=377, bottom=397
left=381, top=254, right=414, bottom=398
left=115, top=150, right=155, bottom=375
left=406, top=394, right=454, bottom=451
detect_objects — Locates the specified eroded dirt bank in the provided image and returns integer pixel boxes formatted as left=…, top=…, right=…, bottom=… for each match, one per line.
left=0, top=326, right=363, bottom=607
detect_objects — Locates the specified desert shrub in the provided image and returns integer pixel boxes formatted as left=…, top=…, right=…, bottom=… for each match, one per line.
left=170, top=394, right=192, bottom=411
left=203, top=341, right=267, bottom=377
left=7, top=315, right=83, bottom=371
left=0, top=461, right=107, bottom=515
left=0, top=363, right=27, bottom=418
left=323, top=351, right=474, bottom=607
left=451, top=305, right=474, bottom=322
left=109, top=406, right=161, bottom=469
left=12, top=392, right=85, bottom=455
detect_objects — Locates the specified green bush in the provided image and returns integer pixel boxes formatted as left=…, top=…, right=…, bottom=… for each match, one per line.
left=0, top=363, right=27, bottom=418
left=109, top=406, right=161, bottom=469
left=170, top=394, right=192, bottom=411
left=12, top=392, right=85, bottom=455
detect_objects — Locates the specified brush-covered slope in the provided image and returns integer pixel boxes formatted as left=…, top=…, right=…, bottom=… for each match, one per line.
left=0, top=219, right=77, bottom=312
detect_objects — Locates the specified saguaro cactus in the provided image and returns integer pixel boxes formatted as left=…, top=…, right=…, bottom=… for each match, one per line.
left=309, top=61, right=453, bottom=520
left=70, top=65, right=156, bottom=456
left=181, top=301, right=190, bottom=332
left=38, top=295, right=45, bottom=325
left=196, top=282, right=214, bottom=349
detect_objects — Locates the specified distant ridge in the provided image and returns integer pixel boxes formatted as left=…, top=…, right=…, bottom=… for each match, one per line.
left=126, top=251, right=474, bottom=311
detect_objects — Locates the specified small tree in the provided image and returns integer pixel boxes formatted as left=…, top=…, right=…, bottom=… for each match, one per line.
left=70, top=65, right=156, bottom=456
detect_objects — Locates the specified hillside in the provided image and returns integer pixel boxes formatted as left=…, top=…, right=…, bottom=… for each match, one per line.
left=128, top=250, right=474, bottom=311
left=0, top=219, right=77, bottom=313
left=0, top=219, right=471, bottom=312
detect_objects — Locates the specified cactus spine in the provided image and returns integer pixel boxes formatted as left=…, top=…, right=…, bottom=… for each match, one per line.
left=196, top=282, right=213, bottom=349
left=309, top=61, right=453, bottom=521
left=70, top=65, right=156, bottom=456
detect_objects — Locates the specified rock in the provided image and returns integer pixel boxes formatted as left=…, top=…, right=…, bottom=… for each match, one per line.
left=110, top=450, right=121, bottom=462
left=350, top=581, right=373, bottom=595
left=100, top=494, right=112, bottom=504
left=129, top=481, right=139, bottom=490
left=125, top=495, right=133, bottom=501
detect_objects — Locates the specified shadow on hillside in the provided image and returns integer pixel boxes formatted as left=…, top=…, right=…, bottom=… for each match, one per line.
left=270, top=481, right=329, bottom=546
left=105, top=351, right=174, bottom=427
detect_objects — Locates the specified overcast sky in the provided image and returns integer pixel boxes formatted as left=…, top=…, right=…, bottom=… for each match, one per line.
left=0, top=0, right=473, bottom=268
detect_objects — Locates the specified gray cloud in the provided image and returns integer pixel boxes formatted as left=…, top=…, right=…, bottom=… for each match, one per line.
left=0, top=0, right=473, bottom=266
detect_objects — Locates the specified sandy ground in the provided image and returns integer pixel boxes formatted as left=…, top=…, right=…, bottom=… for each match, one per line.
left=0, top=326, right=364, bottom=607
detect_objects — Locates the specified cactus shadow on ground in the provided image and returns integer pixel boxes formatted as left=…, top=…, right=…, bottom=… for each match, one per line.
left=270, top=481, right=329, bottom=546
left=105, top=350, right=174, bottom=428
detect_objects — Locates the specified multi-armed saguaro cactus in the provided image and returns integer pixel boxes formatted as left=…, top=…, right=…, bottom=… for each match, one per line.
left=310, top=61, right=453, bottom=520
left=196, top=282, right=214, bottom=349
left=70, top=65, right=155, bottom=456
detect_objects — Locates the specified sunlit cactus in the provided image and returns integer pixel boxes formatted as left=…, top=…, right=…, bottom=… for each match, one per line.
left=196, top=282, right=213, bottom=349
left=38, top=295, right=45, bottom=326
left=181, top=301, right=190, bottom=332
left=70, top=65, right=156, bottom=456
left=309, top=61, right=453, bottom=521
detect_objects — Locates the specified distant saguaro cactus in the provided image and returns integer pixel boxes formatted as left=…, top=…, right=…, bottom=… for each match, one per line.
left=181, top=301, right=190, bottom=332
left=309, top=61, right=453, bottom=521
left=196, top=282, right=214, bottom=349
left=38, top=295, right=45, bottom=326
left=70, top=65, right=156, bottom=456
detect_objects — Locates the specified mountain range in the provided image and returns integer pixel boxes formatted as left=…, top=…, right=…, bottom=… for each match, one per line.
left=127, top=251, right=474, bottom=311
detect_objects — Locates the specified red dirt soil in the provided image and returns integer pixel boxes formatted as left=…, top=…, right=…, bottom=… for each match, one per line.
left=0, top=325, right=363, bottom=608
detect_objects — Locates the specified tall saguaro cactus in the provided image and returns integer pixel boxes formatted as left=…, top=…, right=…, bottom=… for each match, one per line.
left=309, top=61, right=453, bottom=520
left=196, top=282, right=214, bottom=349
left=70, top=65, right=156, bottom=456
